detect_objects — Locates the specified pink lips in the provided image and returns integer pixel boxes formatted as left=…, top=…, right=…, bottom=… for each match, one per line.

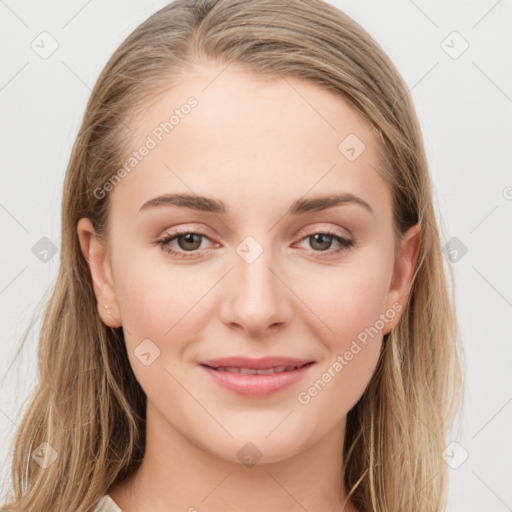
left=198, top=356, right=316, bottom=397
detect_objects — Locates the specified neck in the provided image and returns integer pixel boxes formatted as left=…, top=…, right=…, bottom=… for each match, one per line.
left=108, top=402, right=358, bottom=512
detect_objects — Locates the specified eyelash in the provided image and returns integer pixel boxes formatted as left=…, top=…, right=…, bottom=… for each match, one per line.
left=156, top=227, right=355, bottom=260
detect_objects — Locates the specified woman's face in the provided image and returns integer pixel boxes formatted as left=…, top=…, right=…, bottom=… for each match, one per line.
left=79, top=62, right=419, bottom=464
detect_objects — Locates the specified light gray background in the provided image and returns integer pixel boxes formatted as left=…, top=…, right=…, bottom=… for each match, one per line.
left=1, top=1, right=511, bottom=510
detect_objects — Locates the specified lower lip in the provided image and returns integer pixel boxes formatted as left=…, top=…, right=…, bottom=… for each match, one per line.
left=199, top=363, right=315, bottom=397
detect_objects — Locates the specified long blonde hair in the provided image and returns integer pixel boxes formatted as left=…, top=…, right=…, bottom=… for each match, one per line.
left=1, top=1, right=464, bottom=510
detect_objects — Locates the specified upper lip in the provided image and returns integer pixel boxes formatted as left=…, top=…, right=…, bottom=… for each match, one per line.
left=199, top=356, right=315, bottom=370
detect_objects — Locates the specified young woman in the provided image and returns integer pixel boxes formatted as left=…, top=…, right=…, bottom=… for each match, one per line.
left=2, top=0, right=464, bottom=511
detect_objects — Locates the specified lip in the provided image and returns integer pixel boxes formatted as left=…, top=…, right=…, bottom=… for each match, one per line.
left=198, top=356, right=316, bottom=397
left=199, top=356, right=314, bottom=370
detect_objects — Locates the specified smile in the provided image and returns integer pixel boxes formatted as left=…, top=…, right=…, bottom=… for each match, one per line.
left=209, top=364, right=307, bottom=374
left=199, top=361, right=316, bottom=396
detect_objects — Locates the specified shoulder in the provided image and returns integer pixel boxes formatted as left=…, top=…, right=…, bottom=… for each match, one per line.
left=94, top=495, right=123, bottom=512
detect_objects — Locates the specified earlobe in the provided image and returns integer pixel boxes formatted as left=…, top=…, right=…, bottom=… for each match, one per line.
left=383, top=223, right=421, bottom=334
left=77, top=218, right=122, bottom=328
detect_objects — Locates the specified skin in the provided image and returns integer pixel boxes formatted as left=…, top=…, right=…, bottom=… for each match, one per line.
left=78, top=62, right=420, bottom=512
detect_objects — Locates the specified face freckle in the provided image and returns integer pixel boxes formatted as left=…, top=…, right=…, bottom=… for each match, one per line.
left=102, top=62, right=403, bottom=465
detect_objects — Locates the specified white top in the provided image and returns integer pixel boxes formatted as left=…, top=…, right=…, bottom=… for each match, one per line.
left=93, top=494, right=123, bottom=512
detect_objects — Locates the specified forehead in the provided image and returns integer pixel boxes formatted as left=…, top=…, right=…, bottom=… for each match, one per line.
left=110, top=62, right=391, bottom=222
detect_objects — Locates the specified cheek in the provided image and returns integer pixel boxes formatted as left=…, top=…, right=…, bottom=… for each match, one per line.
left=292, top=256, right=391, bottom=410
left=113, top=246, right=193, bottom=329
left=113, top=237, right=391, bottom=368
left=296, top=276, right=386, bottom=420
left=112, top=255, right=198, bottom=397
left=295, top=252, right=393, bottom=344
left=112, top=249, right=214, bottom=379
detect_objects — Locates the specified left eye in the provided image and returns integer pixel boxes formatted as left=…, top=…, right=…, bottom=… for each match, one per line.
left=156, top=229, right=355, bottom=259
left=157, top=232, right=212, bottom=259
left=296, top=231, right=354, bottom=254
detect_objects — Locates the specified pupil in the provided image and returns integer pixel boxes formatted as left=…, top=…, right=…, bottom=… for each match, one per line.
left=180, top=233, right=201, bottom=250
left=311, top=234, right=331, bottom=251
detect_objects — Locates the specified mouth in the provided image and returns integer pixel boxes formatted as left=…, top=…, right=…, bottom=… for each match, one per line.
left=201, top=361, right=315, bottom=375
left=198, top=358, right=316, bottom=397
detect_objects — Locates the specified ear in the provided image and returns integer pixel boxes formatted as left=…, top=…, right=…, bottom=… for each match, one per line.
left=383, top=223, right=421, bottom=334
left=77, top=218, right=122, bottom=328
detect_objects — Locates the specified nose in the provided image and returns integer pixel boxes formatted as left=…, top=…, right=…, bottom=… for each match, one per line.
left=218, top=246, right=293, bottom=337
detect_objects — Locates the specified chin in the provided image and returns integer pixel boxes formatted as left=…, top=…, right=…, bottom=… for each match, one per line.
left=202, top=426, right=312, bottom=466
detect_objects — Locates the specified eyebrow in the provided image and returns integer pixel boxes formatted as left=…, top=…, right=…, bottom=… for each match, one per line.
left=139, top=192, right=374, bottom=216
